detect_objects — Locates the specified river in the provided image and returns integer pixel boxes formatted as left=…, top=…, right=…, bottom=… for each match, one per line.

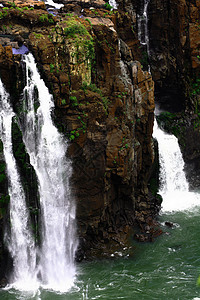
left=0, top=208, right=200, bottom=299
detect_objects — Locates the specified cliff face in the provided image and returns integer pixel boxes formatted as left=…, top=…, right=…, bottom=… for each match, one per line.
left=0, top=0, right=199, bottom=274
left=146, top=0, right=200, bottom=186
left=148, top=0, right=200, bottom=111
left=0, top=0, right=158, bottom=269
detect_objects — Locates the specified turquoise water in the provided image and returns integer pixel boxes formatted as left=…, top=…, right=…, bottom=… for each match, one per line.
left=1, top=208, right=200, bottom=299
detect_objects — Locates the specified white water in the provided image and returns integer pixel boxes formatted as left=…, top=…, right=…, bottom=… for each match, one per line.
left=21, top=53, right=77, bottom=292
left=43, top=0, right=64, bottom=9
left=137, top=0, right=150, bottom=51
left=153, top=119, right=200, bottom=212
left=0, top=80, right=38, bottom=290
left=137, top=0, right=151, bottom=73
left=109, top=0, right=118, bottom=10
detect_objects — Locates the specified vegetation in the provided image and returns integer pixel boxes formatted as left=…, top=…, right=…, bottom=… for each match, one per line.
left=39, top=13, right=54, bottom=24
left=190, top=77, right=200, bottom=96
left=64, top=17, right=95, bottom=65
left=104, top=3, right=113, bottom=10
left=81, top=82, right=109, bottom=112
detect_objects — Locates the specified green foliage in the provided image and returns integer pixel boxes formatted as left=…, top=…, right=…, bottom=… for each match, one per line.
left=81, top=82, right=109, bottom=112
left=197, top=275, right=200, bottom=287
left=69, top=129, right=80, bottom=141
left=85, top=18, right=92, bottom=26
left=39, top=14, right=48, bottom=22
left=39, top=14, right=54, bottom=24
left=16, top=6, right=23, bottom=12
left=191, top=77, right=200, bottom=96
left=64, top=20, right=88, bottom=38
left=69, top=95, right=78, bottom=107
left=7, top=1, right=16, bottom=7
left=61, top=99, right=66, bottom=105
left=66, top=13, right=73, bottom=17
left=82, top=82, right=101, bottom=94
left=50, top=63, right=54, bottom=73
left=159, top=111, right=176, bottom=120
left=104, top=2, right=113, bottom=10
left=33, top=32, right=43, bottom=39
left=64, top=17, right=95, bottom=64
left=0, top=9, right=8, bottom=19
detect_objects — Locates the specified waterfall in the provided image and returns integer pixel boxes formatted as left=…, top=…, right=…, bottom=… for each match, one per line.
left=153, top=119, right=200, bottom=212
left=137, top=0, right=150, bottom=52
left=20, top=53, right=77, bottom=292
left=0, top=80, right=37, bottom=290
left=137, top=0, right=151, bottom=73
left=109, top=0, right=118, bottom=9
left=44, top=0, right=64, bottom=10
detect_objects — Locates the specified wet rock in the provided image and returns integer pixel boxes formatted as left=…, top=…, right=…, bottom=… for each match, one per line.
left=0, top=277, right=7, bottom=288
left=165, top=221, right=174, bottom=228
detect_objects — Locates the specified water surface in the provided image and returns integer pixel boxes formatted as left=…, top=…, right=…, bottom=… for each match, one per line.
left=1, top=208, right=200, bottom=299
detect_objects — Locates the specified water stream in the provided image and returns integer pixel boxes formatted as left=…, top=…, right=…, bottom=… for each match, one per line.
left=109, top=0, right=118, bottom=9
left=21, top=53, right=77, bottom=292
left=153, top=119, right=200, bottom=212
left=137, top=0, right=150, bottom=55
left=0, top=80, right=37, bottom=291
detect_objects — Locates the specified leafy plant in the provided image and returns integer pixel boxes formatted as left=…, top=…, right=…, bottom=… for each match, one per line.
left=191, top=77, right=200, bottom=96
left=50, top=63, right=54, bottom=73
left=64, top=17, right=95, bottom=64
left=70, top=95, right=78, bottom=107
left=104, top=2, right=113, bottom=10
left=61, top=99, right=66, bottom=105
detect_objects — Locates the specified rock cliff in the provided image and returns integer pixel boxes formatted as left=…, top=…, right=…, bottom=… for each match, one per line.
left=0, top=0, right=158, bottom=271
left=0, top=0, right=199, bottom=278
left=146, top=0, right=200, bottom=186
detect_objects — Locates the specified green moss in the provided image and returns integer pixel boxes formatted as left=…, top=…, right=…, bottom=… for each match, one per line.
left=81, top=82, right=109, bottom=113
left=33, top=32, right=44, bottom=39
left=104, top=3, right=113, bottom=10
left=0, top=10, right=8, bottom=19
left=61, top=99, right=66, bottom=105
left=191, top=77, right=200, bottom=96
left=69, top=95, right=78, bottom=107
left=39, top=13, right=54, bottom=24
left=64, top=17, right=95, bottom=64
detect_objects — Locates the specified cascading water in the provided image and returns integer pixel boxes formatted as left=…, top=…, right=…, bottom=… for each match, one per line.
left=20, top=53, right=77, bottom=292
left=137, top=0, right=200, bottom=213
left=137, top=0, right=150, bottom=53
left=109, top=0, right=118, bottom=9
left=137, top=0, right=151, bottom=73
left=153, top=119, right=200, bottom=212
left=44, top=0, right=64, bottom=10
left=0, top=80, right=37, bottom=290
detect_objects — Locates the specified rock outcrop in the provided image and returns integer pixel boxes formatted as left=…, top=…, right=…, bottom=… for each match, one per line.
left=0, top=0, right=158, bottom=268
